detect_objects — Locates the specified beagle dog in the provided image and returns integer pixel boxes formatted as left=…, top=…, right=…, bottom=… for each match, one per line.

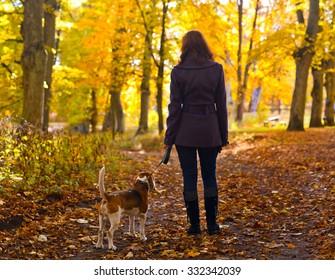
left=95, top=165, right=155, bottom=250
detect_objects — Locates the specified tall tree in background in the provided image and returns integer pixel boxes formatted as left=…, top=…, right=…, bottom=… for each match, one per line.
left=43, top=0, right=59, bottom=132
left=155, top=0, right=170, bottom=134
left=323, top=2, right=335, bottom=126
left=236, top=0, right=259, bottom=121
left=103, top=27, right=127, bottom=134
left=136, top=0, right=156, bottom=135
left=21, top=0, right=46, bottom=129
left=103, top=2, right=131, bottom=134
left=324, top=55, right=335, bottom=126
left=90, top=89, right=98, bottom=132
left=309, top=65, right=324, bottom=127
left=288, top=0, right=319, bottom=131
left=236, top=0, right=243, bottom=122
left=309, top=3, right=323, bottom=128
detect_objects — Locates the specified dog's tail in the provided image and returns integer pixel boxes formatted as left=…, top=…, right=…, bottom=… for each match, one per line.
left=98, top=165, right=106, bottom=198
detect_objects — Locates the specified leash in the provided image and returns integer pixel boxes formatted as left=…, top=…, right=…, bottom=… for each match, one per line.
left=149, top=146, right=172, bottom=177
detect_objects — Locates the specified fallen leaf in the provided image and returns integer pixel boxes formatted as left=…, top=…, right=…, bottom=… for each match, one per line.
left=186, top=250, right=201, bottom=258
left=253, top=221, right=265, bottom=228
left=267, top=243, right=284, bottom=249
left=160, top=250, right=175, bottom=256
left=287, top=243, right=296, bottom=249
left=271, top=207, right=278, bottom=213
left=291, top=233, right=303, bottom=236
left=79, top=236, right=92, bottom=242
left=38, top=235, right=48, bottom=242
left=76, top=219, right=88, bottom=224
left=125, top=251, right=134, bottom=259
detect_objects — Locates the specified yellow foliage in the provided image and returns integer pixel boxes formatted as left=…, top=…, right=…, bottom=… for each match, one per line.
left=1, top=0, right=332, bottom=128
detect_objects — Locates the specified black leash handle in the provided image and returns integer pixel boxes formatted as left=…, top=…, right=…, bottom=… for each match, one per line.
left=162, top=145, right=172, bottom=164
left=150, top=146, right=172, bottom=177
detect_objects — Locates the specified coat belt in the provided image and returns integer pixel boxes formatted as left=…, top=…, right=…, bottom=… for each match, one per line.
left=182, top=104, right=217, bottom=115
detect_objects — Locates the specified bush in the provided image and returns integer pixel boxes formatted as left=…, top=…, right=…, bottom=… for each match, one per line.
left=0, top=117, right=121, bottom=194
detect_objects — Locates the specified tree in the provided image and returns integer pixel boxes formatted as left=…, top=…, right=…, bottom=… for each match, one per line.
left=102, top=1, right=134, bottom=134
left=309, top=1, right=325, bottom=128
left=309, top=65, right=324, bottom=127
left=236, top=0, right=259, bottom=122
left=136, top=0, right=156, bottom=135
left=21, top=0, right=46, bottom=130
left=324, top=55, right=335, bottom=126
left=323, top=2, right=335, bottom=126
left=155, top=0, right=170, bottom=134
left=236, top=0, right=243, bottom=122
left=103, top=25, right=127, bottom=134
left=43, top=0, right=59, bottom=132
left=287, top=0, right=320, bottom=131
left=64, top=0, right=131, bottom=132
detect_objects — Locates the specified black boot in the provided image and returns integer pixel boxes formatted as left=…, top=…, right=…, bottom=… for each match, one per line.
left=205, top=196, right=220, bottom=235
left=184, top=199, right=201, bottom=235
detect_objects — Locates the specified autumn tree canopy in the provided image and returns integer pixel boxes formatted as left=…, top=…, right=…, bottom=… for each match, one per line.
left=0, top=0, right=334, bottom=132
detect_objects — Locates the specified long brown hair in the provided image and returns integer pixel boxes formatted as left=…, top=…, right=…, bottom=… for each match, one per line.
left=179, top=30, right=214, bottom=65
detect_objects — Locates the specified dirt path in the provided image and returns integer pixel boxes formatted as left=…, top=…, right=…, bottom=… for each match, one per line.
left=1, top=128, right=335, bottom=259
left=71, top=128, right=335, bottom=260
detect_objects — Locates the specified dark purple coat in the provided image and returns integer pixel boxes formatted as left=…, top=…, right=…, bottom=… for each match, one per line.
left=164, top=57, right=228, bottom=148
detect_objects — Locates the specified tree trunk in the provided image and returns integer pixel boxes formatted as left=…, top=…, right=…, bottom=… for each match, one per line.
left=103, top=91, right=125, bottom=135
left=21, top=0, right=46, bottom=130
left=309, top=66, right=323, bottom=127
left=288, top=55, right=315, bottom=131
left=236, top=0, right=243, bottom=122
left=323, top=0, right=335, bottom=126
left=115, top=92, right=125, bottom=133
left=137, top=29, right=153, bottom=135
left=135, top=0, right=155, bottom=135
left=248, top=87, right=262, bottom=112
left=42, top=0, right=58, bottom=133
left=102, top=25, right=127, bottom=134
left=288, top=0, right=319, bottom=131
left=90, top=90, right=98, bottom=133
left=156, top=0, right=169, bottom=135
left=102, top=94, right=114, bottom=136
left=237, top=0, right=259, bottom=120
left=324, top=55, right=335, bottom=126
left=156, top=80, right=164, bottom=133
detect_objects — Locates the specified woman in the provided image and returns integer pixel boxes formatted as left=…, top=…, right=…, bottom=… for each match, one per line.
left=164, top=30, right=228, bottom=235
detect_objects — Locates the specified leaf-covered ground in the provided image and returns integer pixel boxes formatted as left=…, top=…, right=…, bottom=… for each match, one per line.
left=1, top=128, right=335, bottom=260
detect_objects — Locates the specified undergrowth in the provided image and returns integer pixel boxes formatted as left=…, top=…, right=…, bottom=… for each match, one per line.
left=0, top=115, right=284, bottom=196
left=0, top=117, right=121, bottom=195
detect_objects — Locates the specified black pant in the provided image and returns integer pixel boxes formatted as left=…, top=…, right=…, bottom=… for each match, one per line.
left=176, top=146, right=219, bottom=201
